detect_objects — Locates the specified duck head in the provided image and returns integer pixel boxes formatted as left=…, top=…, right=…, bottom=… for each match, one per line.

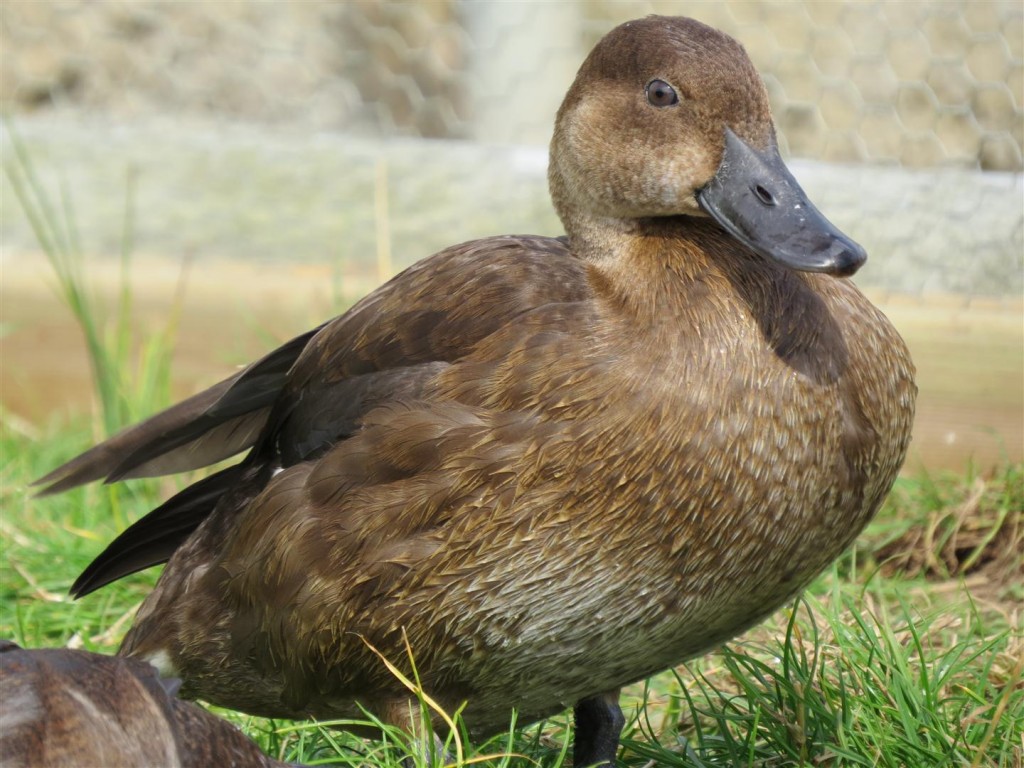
left=549, top=15, right=866, bottom=277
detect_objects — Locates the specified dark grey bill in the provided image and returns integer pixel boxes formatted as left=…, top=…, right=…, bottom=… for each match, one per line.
left=697, top=127, right=867, bottom=277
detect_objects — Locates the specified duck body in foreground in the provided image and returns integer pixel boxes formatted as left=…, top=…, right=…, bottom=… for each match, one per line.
left=38, top=15, right=915, bottom=765
left=0, top=641, right=287, bottom=768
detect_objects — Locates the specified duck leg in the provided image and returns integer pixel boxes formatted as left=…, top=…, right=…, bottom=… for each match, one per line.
left=384, top=697, right=450, bottom=768
left=572, top=689, right=624, bottom=767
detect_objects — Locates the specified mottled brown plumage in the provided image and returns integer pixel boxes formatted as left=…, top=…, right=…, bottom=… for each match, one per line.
left=0, top=641, right=286, bottom=768
left=39, top=15, right=915, bottom=766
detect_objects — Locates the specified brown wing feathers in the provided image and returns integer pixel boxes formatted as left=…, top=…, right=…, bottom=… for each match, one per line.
left=43, top=235, right=587, bottom=595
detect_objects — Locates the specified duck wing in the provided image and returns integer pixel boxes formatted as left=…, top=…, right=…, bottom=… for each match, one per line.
left=54, top=235, right=585, bottom=594
left=32, top=327, right=321, bottom=496
left=264, top=234, right=585, bottom=464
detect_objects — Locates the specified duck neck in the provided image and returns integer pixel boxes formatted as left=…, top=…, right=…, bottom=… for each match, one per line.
left=564, top=208, right=722, bottom=326
left=564, top=210, right=645, bottom=265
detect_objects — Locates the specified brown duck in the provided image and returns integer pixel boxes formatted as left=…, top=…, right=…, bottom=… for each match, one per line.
left=0, top=641, right=287, bottom=767
left=37, top=15, right=915, bottom=766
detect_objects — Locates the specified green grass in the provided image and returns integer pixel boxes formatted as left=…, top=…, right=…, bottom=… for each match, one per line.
left=5, top=121, right=183, bottom=437
left=2, top=122, right=1021, bottom=767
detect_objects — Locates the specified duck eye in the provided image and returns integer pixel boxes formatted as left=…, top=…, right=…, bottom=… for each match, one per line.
left=646, top=79, right=679, bottom=108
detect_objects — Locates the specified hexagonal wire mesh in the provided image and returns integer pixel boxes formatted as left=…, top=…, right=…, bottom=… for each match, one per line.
left=5, top=1, right=1021, bottom=165
left=1, top=1, right=1022, bottom=468
left=2, top=1, right=1021, bottom=295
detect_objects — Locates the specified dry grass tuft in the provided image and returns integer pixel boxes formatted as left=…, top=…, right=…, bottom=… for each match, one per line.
left=866, top=466, right=1022, bottom=586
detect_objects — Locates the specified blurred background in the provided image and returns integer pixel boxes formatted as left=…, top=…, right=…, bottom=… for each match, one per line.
left=2, top=0, right=1022, bottom=473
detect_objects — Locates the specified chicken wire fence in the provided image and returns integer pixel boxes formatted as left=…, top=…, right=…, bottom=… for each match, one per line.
left=2, top=0, right=1022, bottom=298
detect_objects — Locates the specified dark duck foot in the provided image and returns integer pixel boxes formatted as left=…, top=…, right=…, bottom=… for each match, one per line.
left=573, top=690, right=624, bottom=767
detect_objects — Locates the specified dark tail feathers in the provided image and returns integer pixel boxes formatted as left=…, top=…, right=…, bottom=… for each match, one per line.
left=34, top=326, right=320, bottom=496
left=70, top=465, right=248, bottom=598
